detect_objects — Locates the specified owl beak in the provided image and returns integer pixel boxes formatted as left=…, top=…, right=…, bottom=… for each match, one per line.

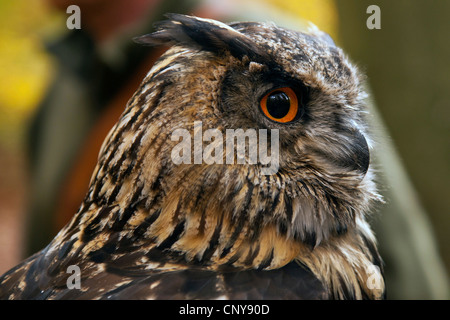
left=309, top=128, right=370, bottom=178
left=350, top=129, right=370, bottom=176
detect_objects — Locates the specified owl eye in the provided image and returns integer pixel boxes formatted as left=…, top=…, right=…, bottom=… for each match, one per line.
left=260, top=87, right=299, bottom=123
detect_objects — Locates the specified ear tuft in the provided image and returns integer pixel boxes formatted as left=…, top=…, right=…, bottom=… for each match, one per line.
left=306, top=23, right=336, bottom=47
left=134, top=13, right=270, bottom=63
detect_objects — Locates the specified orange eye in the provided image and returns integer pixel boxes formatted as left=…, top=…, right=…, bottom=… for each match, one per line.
left=260, top=87, right=298, bottom=123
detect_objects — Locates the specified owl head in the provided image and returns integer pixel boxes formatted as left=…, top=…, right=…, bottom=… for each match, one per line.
left=75, top=14, right=383, bottom=299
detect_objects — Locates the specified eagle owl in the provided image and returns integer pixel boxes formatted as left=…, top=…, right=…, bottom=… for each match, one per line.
left=0, top=14, right=385, bottom=300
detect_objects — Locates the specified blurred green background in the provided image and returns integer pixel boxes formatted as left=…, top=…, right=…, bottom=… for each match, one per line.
left=0, top=0, right=448, bottom=299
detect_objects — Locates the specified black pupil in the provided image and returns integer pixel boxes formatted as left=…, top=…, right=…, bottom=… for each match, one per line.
left=266, top=91, right=291, bottom=119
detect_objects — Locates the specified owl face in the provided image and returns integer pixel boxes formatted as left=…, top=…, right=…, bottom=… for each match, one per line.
left=217, top=25, right=371, bottom=177
left=126, top=14, right=375, bottom=250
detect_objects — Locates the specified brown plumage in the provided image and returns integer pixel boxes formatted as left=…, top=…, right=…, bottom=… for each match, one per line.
left=0, top=14, right=384, bottom=300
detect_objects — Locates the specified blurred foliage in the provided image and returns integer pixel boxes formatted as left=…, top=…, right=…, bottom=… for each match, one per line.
left=0, top=0, right=63, bottom=149
left=266, top=0, right=338, bottom=38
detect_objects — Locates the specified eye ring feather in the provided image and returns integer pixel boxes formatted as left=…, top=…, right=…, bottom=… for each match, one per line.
left=260, top=87, right=299, bottom=123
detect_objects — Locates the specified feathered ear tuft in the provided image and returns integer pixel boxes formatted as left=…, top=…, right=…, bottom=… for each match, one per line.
left=306, top=23, right=336, bottom=47
left=134, top=13, right=270, bottom=63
